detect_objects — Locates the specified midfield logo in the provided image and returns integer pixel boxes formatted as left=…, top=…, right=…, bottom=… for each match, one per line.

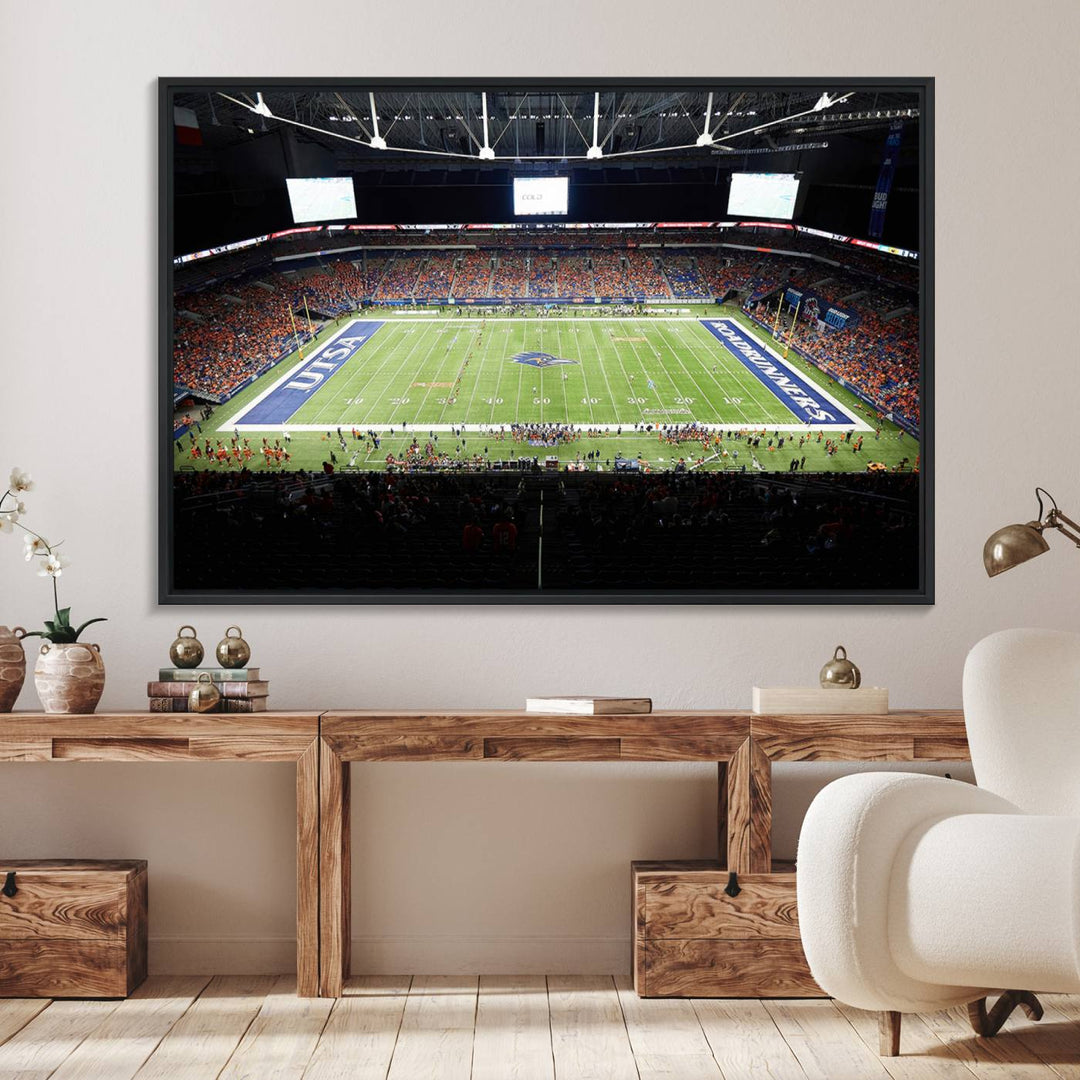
left=510, top=351, right=578, bottom=368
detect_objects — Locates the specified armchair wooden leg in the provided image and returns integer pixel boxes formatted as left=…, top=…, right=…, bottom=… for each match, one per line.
left=968, top=991, right=1044, bottom=1038
left=879, top=1010, right=902, bottom=1056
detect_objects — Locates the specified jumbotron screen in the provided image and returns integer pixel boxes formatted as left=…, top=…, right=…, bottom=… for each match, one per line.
left=727, top=173, right=800, bottom=220
left=285, top=177, right=357, bottom=224
left=513, top=176, right=568, bottom=216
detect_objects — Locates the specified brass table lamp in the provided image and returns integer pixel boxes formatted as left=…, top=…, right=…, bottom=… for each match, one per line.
left=984, top=488, right=1080, bottom=577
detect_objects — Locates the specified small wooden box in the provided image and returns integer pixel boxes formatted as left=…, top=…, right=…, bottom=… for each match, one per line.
left=752, top=686, right=889, bottom=714
left=632, top=860, right=822, bottom=998
left=0, top=859, right=148, bottom=998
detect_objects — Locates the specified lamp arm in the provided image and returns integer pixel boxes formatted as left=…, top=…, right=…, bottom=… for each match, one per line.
left=1047, top=509, right=1080, bottom=547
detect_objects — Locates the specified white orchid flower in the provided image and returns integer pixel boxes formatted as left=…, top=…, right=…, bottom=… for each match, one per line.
left=38, top=553, right=69, bottom=578
left=8, top=469, right=33, bottom=493
left=0, top=515, right=12, bottom=535
left=23, top=534, right=49, bottom=560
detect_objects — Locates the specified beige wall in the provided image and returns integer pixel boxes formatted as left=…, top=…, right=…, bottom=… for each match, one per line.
left=2, top=0, right=1078, bottom=973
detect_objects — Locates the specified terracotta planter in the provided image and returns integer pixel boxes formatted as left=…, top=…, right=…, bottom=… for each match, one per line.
left=34, top=642, right=106, bottom=715
left=0, top=626, right=27, bottom=713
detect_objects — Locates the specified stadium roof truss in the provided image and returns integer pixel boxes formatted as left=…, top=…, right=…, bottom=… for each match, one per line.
left=175, top=86, right=920, bottom=168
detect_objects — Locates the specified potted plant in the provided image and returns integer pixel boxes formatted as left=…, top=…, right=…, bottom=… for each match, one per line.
left=1, top=468, right=107, bottom=714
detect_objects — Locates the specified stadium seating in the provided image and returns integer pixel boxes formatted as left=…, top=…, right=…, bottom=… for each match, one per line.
left=661, top=254, right=710, bottom=298
left=374, top=253, right=424, bottom=300
left=624, top=251, right=671, bottom=298
left=490, top=252, right=527, bottom=298
left=556, top=254, right=593, bottom=297
left=592, top=252, right=630, bottom=296
left=451, top=250, right=493, bottom=297
left=528, top=253, right=558, bottom=297
left=413, top=252, right=457, bottom=298
left=174, top=281, right=308, bottom=399
left=173, top=469, right=918, bottom=592
left=173, top=227, right=920, bottom=422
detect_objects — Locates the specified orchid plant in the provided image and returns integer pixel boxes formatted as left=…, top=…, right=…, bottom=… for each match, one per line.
left=1, top=468, right=107, bottom=644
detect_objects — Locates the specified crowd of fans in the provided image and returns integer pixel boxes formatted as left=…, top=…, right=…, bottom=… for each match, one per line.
left=489, top=253, right=527, bottom=298
left=529, top=255, right=558, bottom=297
left=174, top=282, right=311, bottom=399
left=592, top=252, right=630, bottom=296
left=624, top=252, right=671, bottom=297
left=172, top=467, right=919, bottom=593
left=413, top=252, right=457, bottom=297
left=173, top=232, right=920, bottom=418
left=373, top=254, right=423, bottom=301
left=792, top=308, right=919, bottom=425
left=451, top=251, right=493, bottom=297
left=662, top=255, right=711, bottom=299
left=557, top=254, right=593, bottom=296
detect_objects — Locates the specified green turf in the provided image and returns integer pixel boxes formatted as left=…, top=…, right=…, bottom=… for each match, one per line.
left=173, top=304, right=920, bottom=474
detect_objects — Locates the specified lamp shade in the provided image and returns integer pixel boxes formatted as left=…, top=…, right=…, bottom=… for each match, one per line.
left=983, top=522, right=1050, bottom=577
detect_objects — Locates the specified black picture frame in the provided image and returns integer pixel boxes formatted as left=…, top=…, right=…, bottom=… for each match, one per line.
left=159, top=76, right=933, bottom=605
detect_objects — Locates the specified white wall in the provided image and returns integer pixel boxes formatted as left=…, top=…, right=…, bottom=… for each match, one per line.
left=2, top=0, right=1078, bottom=974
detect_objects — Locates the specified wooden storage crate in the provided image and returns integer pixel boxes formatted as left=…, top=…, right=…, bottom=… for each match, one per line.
left=0, top=859, right=148, bottom=998
left=632, top=860, right=822, bottom=998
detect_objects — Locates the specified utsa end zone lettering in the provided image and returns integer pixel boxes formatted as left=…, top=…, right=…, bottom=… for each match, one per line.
left=286, top=336, right=367, bottom=392
left=705, top=320, right=843, bottom=424
left=234, top=320, right=385, bottom=426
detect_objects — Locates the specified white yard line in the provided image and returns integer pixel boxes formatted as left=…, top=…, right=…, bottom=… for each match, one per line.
left=653, top=321, right=760, bottom=427
left=230, top=421, right=857, bottom=433
left=307, top=320, right=403, bottom=425
left=355, top=319, right=446, bottom=428
left=585, top=320, right=624, bottom=425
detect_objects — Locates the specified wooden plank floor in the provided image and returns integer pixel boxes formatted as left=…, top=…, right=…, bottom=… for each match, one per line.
left=1, top=977, right=1078, bottom=1079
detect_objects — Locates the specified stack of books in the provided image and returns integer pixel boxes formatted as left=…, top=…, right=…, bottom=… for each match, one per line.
left=148, top=668, right=269, bottom=713
left=524, top=696, right=651, bottom=715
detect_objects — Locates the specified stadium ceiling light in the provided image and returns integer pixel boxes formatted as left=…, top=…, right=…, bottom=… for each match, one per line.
left=478, top=92, right=495, bottom=159
left=586, top=91, right=604, bottom=158
left=813, top=91, right=851, bottom=112
left=696, top=91, right=716, bottom=146
left=368, top=92, right=387, bottom=149
left=984, top=488, right=1080, bottom=577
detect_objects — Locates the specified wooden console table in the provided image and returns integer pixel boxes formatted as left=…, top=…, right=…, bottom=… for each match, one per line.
left=318, top=709, right=969, bottom=998
left=1, top=708, right=971, bottom=999
left=0, top=712, right=322, bottom=997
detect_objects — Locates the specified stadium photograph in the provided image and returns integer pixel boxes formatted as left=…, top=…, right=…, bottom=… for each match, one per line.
left=162, top=79, right=931, bottom=601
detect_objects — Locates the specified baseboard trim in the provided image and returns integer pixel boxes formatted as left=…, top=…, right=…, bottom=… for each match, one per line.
left=352, top=935, right=630, bottom=975
left=149, top=935, right=630, bottom=975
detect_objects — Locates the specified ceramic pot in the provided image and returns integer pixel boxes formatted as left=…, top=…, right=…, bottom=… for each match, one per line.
left=34, top=642, right=106, bottom=714
left=0, top=626, right=27, bottom=713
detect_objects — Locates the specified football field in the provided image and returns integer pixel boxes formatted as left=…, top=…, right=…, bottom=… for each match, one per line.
left=176, top=306, right=918, bottom=473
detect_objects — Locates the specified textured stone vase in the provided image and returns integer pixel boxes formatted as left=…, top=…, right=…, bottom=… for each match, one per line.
left=0, top=626, right=27, bottom=712
left=34, top=642, right=106, bottom=714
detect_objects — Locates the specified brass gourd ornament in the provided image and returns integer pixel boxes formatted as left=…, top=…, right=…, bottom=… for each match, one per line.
left=169, top=625, right=204, bottom=669
left=188, top=672, right=221, bottom=713
left=820, top=645, right=861, bottom=689
left=215, top=626, right=251, bottom=669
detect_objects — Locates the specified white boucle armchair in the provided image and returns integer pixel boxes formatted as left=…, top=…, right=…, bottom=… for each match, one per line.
left=797, top=628, right=1080, bottom=1056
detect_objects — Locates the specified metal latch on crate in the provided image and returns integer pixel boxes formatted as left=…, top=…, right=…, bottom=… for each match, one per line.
left=2, top=871, right=16, bottom=898
left=724, top=871, right=741, bottom=898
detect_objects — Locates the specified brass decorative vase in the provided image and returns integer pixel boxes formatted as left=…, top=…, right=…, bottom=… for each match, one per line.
left=34, top=642, right=106, bottom=714
left=819, top=645, right=861, bottom=689
left=215, top=626, right=251, bottom=669
left=169, top=625, right=204, bottom=668
left=0, top=626, right=27, bottom=713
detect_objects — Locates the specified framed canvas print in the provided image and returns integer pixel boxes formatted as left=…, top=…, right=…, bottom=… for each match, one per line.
left=160, top=77, right=932, bottom=603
